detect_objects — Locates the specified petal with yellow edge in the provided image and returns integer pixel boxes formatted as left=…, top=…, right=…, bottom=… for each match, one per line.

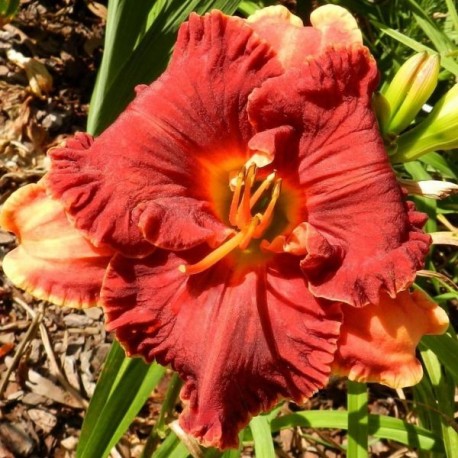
left=332, top=290, right=449, bottom=388
left=0, top=183, right=113, bottom=308
left=246, top=5, right=362, bottom=68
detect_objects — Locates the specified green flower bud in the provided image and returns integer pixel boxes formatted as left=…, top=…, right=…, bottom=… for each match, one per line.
left=383, top=52, right=440, bottom=134
left=391, top=84, right=458, bottom=163
left=372, top=92, right=391, bottom=133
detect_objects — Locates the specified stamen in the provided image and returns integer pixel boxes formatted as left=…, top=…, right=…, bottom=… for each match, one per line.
left=229, top=169, right=244, bottom=226
left=238, top=216, right=260, bottom=250
left=250, top=171, right=276, bottom=209
left=179, top=231, right=246, bottom=275
left=236, top=163, right=257, bottom=229
left=180, top=165, right=283, bottom=275
left=254, top=179, right=282, bottom=238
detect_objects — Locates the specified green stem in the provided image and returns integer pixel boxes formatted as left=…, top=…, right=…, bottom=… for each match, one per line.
left=141, top=372, right=183, bottom=458
left=347, top=380, right=369, bottom=458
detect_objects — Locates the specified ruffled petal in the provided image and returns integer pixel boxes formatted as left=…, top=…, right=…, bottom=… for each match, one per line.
left=0, top=183, right=113, bottom=308
left=46, top=11, right=283, bottom=257
left=309, top=5, right=362, bottom=46
left=102, top=250, right=341, bottom=449
left=332, top=290, right=449, bottom=388
left=246, top=5, right=361, bottom=68
left=248, top=45, right=431, bottom=306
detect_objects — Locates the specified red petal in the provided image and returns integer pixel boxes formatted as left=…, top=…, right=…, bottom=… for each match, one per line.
left=246, top=5, right=361, bottom=68
left=47, top=11, right=282, bottom=256
left=0, top=183, right=112, bottom=308
left=102, top=251, right=341, bottom=449
left=249, top=46, right=430, bottom=306
left=332, top=290, right=449, bottom=388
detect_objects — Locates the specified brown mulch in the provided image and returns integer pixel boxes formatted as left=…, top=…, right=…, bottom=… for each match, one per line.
left=0, top=2, right=427, bottom=457
left=0, top=2, right=111, bottom=457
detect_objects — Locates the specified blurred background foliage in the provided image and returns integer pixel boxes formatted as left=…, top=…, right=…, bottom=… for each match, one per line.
left=73, top=0, right=458, bottom=457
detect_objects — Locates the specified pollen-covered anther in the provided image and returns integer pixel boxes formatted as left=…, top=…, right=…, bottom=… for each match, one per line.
left=180, top=165, right=282, bottom=275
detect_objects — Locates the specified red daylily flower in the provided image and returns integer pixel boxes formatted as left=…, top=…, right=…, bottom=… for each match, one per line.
left=0, top=5, right=449, bottom=449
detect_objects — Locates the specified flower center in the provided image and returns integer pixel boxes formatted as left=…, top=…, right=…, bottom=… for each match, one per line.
left=179, top=164, right=282, bottom=275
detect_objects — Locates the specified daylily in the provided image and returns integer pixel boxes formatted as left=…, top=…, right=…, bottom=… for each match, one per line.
left=0, top=5, right=449, bottom=449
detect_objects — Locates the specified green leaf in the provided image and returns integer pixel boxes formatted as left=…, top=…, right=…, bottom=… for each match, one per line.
left=419, top=152, right=458, bottom=180
left=421, top=334, right=458, bottom=385
left=0, top=0, right=19, bottom=18
left=372, top=21, right=458, bottom=76
left=77, top=341, right=125, bottom=449
left=153, top=432, right=190, bottom=458
left=88, top=0, right=242, bottom=135
left=76, top=341, right=166, bottom=458
left=249, top=415, right=275, bottom=458
left=88, top=0, right=164, bottom=135
left=347, top=381, right=369, bottom=458
left=405, top=0, right=455, bottom=54
left=420, top=346, right=458, bottom=458
left=446, top=0, right=458, bottom=34
left=141, top=372, right=183, bottom=457
left=270, top=411, right=444, bottom=452
left=237, top=0, right=271, bottom=16
left=403, top=161, right=437, bottom=234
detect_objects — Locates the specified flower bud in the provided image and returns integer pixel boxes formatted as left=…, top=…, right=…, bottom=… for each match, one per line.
left=383, top=52, right=440, bottom=134
left=391, top=84, right=458, bottom=163
left=372, top=92, right=391, bottom=133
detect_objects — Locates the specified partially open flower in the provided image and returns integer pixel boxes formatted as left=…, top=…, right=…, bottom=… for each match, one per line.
left=0, top=5, right=448, bottom=449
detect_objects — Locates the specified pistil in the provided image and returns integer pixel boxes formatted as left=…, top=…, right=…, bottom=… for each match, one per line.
left=179, top=165, right=282, bottom=275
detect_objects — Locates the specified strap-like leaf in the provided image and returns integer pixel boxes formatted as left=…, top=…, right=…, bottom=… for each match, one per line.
left=347, top=381, right=369, bottom=458
left=76, top=341, right=166, bottom=458
left=88, top=0, right=241, bottom=135
left=422, top=334, right=458, bottom=385
left=270, top=411, right=444, bottom=452
left=249, top=415, right=275, bottom=458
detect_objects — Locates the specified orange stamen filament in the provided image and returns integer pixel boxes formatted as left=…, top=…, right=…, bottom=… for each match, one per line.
left=180, top=165, right=281, bottom=275
left=179, top=230, right=246, bottom=275
left=254, top=180, right=281, bottom=238
left=236, top=163, right=256, bottom=229
left=250, top=171, right=276, bottom=209
left=229, top=169, right=244, bottom=226
left=238, top=216, right=260, bottom=250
